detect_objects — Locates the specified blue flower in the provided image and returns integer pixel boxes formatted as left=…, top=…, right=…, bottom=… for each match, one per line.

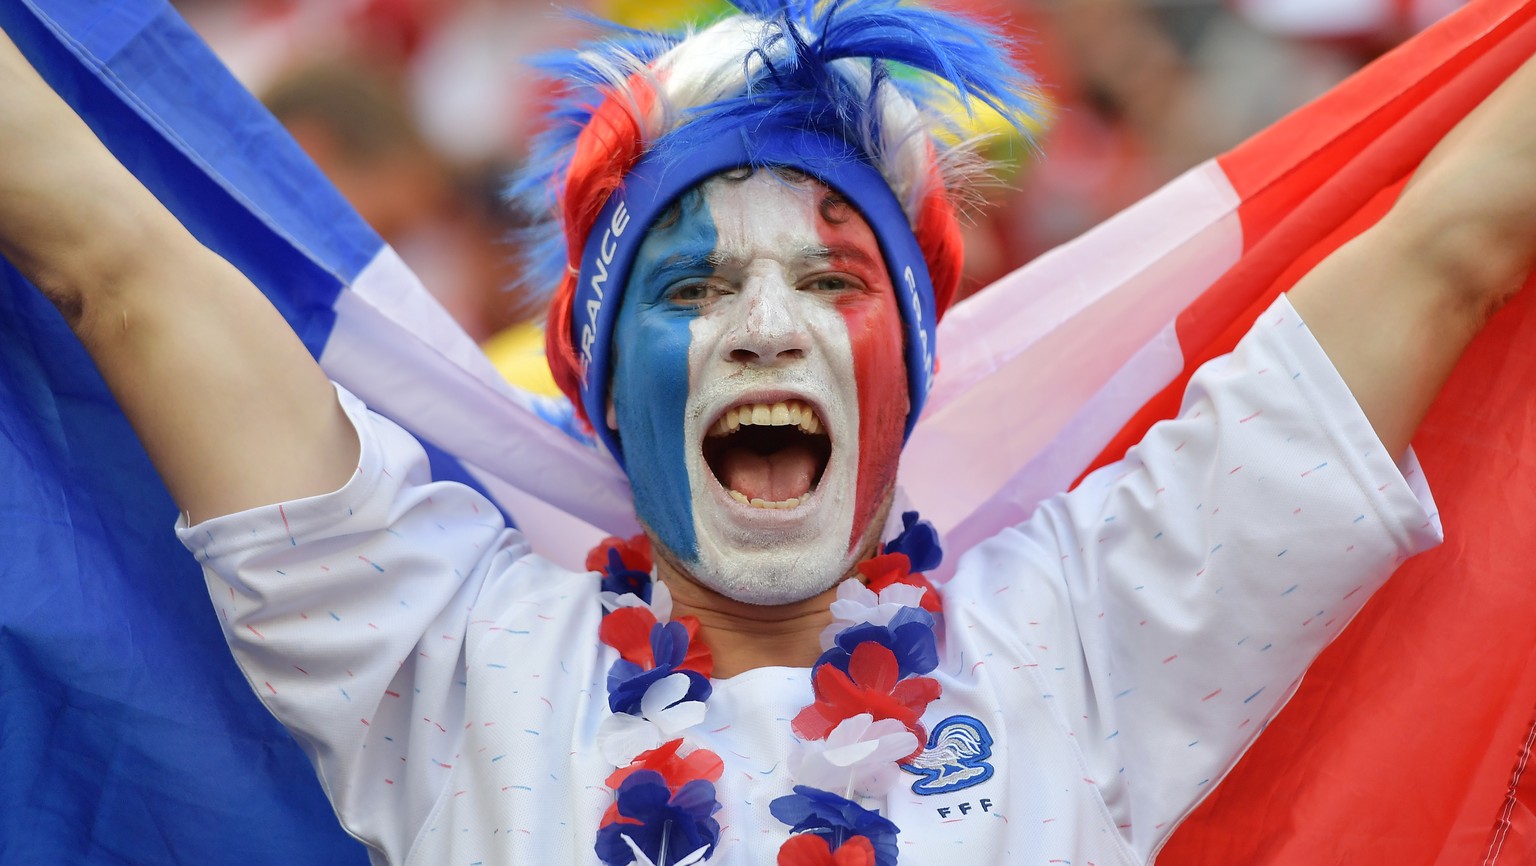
left=882, top=511, right=941, bottom=573
left=596, top=770, right=721, bottom=866
left=601, top=547, right=653, bottom=602
left=814, top=607, right=938, bottom=679
left=607, top=621, right=711, bottom=715
left=769, top=786, right=899, bottom=866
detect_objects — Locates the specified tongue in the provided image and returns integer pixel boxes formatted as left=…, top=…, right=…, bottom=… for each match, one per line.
left=719, top=444, right=818, bottom=502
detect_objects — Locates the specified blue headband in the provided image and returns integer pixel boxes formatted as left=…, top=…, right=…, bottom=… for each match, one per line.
left=572, top=120, right=937, bottom=469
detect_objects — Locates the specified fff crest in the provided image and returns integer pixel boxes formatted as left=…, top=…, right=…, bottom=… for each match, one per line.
left=899, top=714, right=995, bottom=795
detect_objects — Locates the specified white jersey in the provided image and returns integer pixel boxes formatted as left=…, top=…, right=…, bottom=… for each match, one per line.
left=178, top=296, right=1439, bottom=865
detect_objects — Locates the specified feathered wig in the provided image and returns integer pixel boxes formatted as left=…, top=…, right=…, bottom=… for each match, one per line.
left=509, top=0, right=1043, bottom=442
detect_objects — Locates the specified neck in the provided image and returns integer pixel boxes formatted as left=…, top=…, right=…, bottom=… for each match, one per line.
left=658, top=561, right=842, bottom=678
left=641, top=495, right=895, bottom=677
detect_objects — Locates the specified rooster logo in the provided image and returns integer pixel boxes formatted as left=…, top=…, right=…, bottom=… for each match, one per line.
left=900, top=715, right=995, bottom=795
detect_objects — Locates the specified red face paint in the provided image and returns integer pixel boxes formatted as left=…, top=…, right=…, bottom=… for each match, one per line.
left=817, top=207, right=909, bottom=554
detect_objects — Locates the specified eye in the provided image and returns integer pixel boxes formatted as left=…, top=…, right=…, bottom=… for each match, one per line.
left=667, top=281, right=723, bottom=305
left=803, top=275, right=859, bottom=293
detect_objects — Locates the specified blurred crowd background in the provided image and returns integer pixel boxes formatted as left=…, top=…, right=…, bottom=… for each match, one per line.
left=169, top=0, right=1466, bottom=393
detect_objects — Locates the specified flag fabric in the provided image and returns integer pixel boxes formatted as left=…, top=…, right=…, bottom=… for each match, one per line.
left=0, top=1, right=625, bottom=863
left=1, top=0, right=1533, bottom=863
left=900, top=0, right=1536, bottom=862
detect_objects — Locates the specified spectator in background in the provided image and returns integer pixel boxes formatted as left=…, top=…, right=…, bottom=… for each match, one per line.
left=262, top=56, right=558, bottom=394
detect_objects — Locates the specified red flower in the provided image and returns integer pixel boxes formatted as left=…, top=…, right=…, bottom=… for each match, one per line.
left=857, top=553, right=941, bottom=614
left=585, top=533, right=653, bottom=574
left=778, top=833, right=876, bottom=866
left=598, top=606, right=659, bottom=666
left=676, top=615, right=714, bottom=678
left=791, top=643, right=940, bottom=756
left=598, top=608, right=714, bottom=678
left=603, top=739, right=724, bottom=824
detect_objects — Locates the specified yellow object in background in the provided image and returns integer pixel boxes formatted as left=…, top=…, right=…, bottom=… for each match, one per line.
left=482, top=321, right=562, bottom=398
left=595, top=0, right=732, bottom=30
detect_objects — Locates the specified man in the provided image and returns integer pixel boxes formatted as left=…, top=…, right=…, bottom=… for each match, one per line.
left=1, top=1, right=1534, bottom=864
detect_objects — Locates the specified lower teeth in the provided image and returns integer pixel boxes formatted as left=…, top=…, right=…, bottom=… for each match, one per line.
left=728, top=490, right=802, bottom=509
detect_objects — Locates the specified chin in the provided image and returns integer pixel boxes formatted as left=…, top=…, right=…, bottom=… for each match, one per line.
left=685, top=543, right=850, bottom=606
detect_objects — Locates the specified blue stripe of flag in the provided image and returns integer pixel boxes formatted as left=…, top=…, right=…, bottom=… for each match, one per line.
left=0, top=0, right=393, bottom=862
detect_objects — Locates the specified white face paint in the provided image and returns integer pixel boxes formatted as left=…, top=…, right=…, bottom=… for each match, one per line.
left=611, top=170, right=909, bottom=606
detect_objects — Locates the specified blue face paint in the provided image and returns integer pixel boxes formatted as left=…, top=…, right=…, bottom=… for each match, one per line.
left=609, top=197, right=720, bottom=564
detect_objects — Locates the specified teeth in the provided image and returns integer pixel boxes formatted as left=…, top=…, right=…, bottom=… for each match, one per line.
left=707, top=399, right=824, bottom=437
left=729, top=489, right=803, bottom=510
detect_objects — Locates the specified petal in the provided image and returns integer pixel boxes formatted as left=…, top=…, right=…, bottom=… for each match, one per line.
left=649, top=580, right=674, bottom=622
left=875, top=583, right=926, bottom=610
left=837, top=578, right=876, bottom=606
left=900, top=573, right=943, bottom=613
left=813, top=664, right=872, bottom=717
left=824, top=713, right=875, bottom=748
left=847, top=643, right=899, bottom=693
left=640, top=672, right=694, bottom=719
left=785, top=743, right=821, bottom=789
left=818, top=621, right=847, bottom=651
left=600, top=607, right=660, bottom=665
left=677, top=616, right=714, bottom=677
left=650, top=621, right=688, bottom=669
left=778, top=833, right=837, bottom=866
left=822, top=738, right=882, bottom=768
left=890, top=675, right=941, bottom=713
left=857, top=552, right=910, bottom=588
left=669, top=778, right=722, bottom=820
left=791, top=702, right=838, bottom=741
left=599, top=713, right=662, bottom=766
left=865, top=729, right=919, bottom=765
left=586, top=536, right=627, bottom=573
left=653, top=699, right=708, bottom=736
left=851, top=761, right=906, bottom=799
left=619, top=832, right=661, bottom=866
left=677, top=746, right=724, bottom=784
left=618, top=533, right=654, bottom=572
left=831, top=835, right=877, bottom=866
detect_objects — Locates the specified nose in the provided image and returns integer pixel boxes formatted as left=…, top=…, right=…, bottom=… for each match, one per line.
left=724, top=270, right=809, bottom=365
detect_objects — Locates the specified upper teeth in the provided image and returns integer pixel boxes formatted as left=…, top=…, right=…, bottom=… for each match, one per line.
left=708, top=399, right=822, bottom=437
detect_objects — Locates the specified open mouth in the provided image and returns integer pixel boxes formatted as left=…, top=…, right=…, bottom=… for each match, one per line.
left=702, top=399, right=832, bottom=510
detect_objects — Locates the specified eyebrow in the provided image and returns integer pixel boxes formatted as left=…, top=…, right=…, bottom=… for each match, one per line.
left=642, top=250, right=730, bottom=286
left=639, top=243, right=879, bottom=286
left=794, top=244, right=879, bottom=270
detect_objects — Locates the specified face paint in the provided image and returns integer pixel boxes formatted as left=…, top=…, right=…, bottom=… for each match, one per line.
left=609, top=171, right=909, bottom=605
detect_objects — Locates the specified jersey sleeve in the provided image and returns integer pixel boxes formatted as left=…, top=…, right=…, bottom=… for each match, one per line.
left=174, top=384, right=529, bottom=861
left=945, top=294, right=1442, bottom=861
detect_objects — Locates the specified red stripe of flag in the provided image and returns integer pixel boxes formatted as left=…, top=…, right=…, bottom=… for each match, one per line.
left=1099, top=1, right=1536, bottom=862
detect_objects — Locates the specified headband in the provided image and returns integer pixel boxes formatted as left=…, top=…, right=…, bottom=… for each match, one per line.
left=572, top=119, right=938, bottom=469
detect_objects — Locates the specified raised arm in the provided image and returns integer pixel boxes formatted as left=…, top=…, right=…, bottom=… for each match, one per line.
left=0, top=27, right=357, bottom=522
left=1289, top=50, right=1536, bottom=459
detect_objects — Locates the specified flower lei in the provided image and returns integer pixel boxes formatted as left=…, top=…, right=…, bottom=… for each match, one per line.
left=590, top=512, right=945, bottom=866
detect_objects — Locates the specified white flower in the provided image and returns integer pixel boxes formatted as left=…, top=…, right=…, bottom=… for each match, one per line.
left=788, top=713, right=918, bottom=798
left=597, top=672, right=706, bottom=766
left=819, top=579, right=928, bottom=649
left=599, top=580, right=674, bottom=622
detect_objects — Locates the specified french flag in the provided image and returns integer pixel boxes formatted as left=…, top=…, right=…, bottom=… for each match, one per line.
left=0, top=0, right=1531, bottom=863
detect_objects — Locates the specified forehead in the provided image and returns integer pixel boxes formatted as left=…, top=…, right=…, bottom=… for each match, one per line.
left=649, top=169, right=884, bottom=264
